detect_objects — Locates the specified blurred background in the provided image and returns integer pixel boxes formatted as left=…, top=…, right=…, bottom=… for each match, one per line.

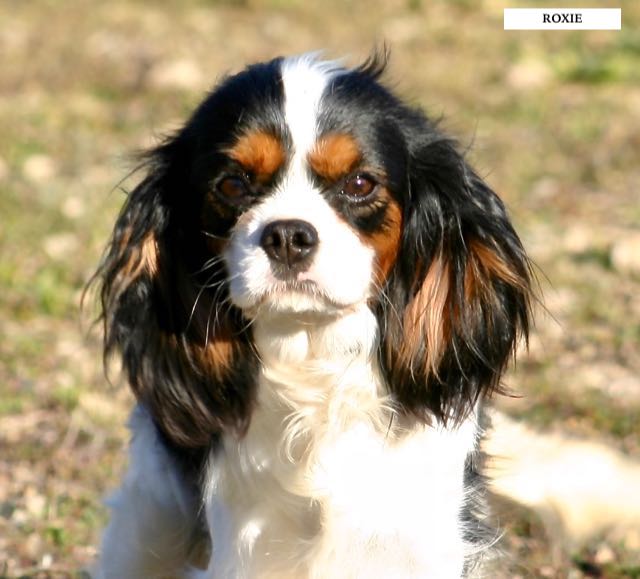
left=0, top=0, right=638, bottom=577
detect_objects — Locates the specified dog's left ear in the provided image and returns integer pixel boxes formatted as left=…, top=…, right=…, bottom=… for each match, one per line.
left=379, top=135, right=532, bottom=425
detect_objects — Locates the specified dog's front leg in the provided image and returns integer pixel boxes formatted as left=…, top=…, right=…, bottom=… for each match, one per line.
left=94, top=405, right=205, bottom=579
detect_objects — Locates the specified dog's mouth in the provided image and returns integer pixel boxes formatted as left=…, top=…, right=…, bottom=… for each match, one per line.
left=245, top=279, right=359, bottom=318
left=271, top=278, right=321, bottom=294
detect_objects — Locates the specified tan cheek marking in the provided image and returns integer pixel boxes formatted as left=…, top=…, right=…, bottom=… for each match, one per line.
left=177, top=282, right=237, bottom=380
left=308, top=133, right=362, bottom=181
left=160, top=331, right=235, bottom=383
left=367, top=194, right=403, bottom=284
left=226, top=131, right=285, bottom=182
left=200, top=331, right=235, bottom=380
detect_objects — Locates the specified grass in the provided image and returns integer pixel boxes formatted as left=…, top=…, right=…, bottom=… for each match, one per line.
left=0, top=0, right=639, bottom=576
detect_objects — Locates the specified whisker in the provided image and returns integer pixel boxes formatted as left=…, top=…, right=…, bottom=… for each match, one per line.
left=204, top=292, right=217, bottom=348
left=210, top=286, right=232, bottom=334
left=186, top=270, right=220, bottom=332
left=236, top=312, right=259, bottom=334
left=194, top=255, right=227, bottom=276
left=201, top=230, right=228, bottom=241
left=201, top=272, right=247, bottom=344
left=196, top=270, right=242, bottom=291
left=372, top=279, right=403, bottom=329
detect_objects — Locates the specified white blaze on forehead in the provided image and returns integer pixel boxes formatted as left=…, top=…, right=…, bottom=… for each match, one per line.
left=224, top=56, right=375, bottom=314
left=280, top=54, right=343, bottom=157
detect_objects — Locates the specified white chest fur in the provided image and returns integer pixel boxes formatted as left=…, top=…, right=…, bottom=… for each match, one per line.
left=203, top=306, right=479, bottom=579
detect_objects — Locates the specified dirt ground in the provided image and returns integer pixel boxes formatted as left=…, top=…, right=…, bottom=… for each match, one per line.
left=1, top=1, right=639, bottom=577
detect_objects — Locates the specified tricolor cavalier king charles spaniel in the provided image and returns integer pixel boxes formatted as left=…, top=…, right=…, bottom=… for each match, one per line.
left=94, top=53, right=532, bottom=578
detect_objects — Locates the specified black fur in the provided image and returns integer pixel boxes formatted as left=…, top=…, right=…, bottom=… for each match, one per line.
left=94, top=53, right=531, bottom=454
left=316, top=56, right=532, bottom=426
left=93, top=59, right=290, bottom=450
left=378, top=133, right=532, bottom=424
left=91, top=54, right=534, bottom=578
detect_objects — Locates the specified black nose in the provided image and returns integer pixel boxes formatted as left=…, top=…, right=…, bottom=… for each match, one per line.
left=260, top=219, right=319, bottom=271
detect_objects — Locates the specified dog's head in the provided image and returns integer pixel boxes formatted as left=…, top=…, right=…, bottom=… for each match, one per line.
left=95, top=53, right=532, bottom=448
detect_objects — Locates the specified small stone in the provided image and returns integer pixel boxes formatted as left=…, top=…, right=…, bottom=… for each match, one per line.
left=22, top=154, right=58, bottom=183
left=594, top=543, right=616, bottom=565
left=43, top=232, right=78, bottom=260
left=611, top=232, right=640, bottom=277
left=563, top=224, right=593, bottom=254
left=507, top=59, right=552, bottom=90
left=24, top=489, right=46, bottom=518
left=62, top=196, right=85, bottom=219
left=148, top=59, right=204, bottom=91
left=41, top=553, right=53, bottom=568
left=11, top=508, right=28, bottom=525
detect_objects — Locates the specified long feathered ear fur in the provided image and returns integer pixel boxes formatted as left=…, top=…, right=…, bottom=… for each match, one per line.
left=92, top=139, right=257, bottom=452
left=380, top=134, right=532, bottom=425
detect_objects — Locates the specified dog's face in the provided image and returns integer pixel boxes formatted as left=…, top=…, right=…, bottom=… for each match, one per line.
left=222, top=127, right=386, bottom=316
left=95, top=54, right=532, bottom=449
left=194, top=56, right=407, bottom=318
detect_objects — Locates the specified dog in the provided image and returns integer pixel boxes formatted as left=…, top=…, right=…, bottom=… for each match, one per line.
left=93, top=52, right=532, bottom=578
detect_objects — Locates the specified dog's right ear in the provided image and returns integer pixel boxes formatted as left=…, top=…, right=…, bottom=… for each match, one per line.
left=92, top=140, right=258, bottom=450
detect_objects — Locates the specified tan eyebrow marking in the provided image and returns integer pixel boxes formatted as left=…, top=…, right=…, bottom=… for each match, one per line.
left=308, top=133, right=362, bottom=181
left=225, top=131, right=285, bottom=182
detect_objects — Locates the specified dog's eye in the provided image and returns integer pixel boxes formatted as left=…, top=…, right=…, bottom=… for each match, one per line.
left=342, top=174, right=376, bottom=199
left=217, top=176, right=250, bottom=201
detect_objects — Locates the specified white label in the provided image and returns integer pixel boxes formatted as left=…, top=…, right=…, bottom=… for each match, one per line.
left=504, top=8, right=621, bottom=30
